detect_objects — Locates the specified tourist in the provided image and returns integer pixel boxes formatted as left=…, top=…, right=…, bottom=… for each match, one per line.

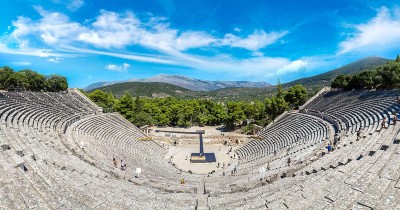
left=393, top=112, right=398, bottom=125
left=121, top=160, right=126, bottom=170
left=326, top=144, right=332, bottom=153
left=381, top=117, right=387, bottom=129
left=356, top=129, right=361, bottom=140
left=333, top=135, right=338, bottom=148
left=113, top=158, right=118, bottom=168
left=287, top=157, right=291, bottom=167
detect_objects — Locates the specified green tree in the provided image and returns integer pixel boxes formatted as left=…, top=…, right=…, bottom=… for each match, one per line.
left=5, top=71, right=29, bottom=89
left=134, top=96, right=143, bottom=113
left=225, top=102, right=246, bottom=130
left=88, top=90, right=116, bottom=111
left=284, top=84, right=307, bottom=108
left=113, top=92, right=135, bottom=121
left=46, top=74, right=68, bottom=91
left=20, top=69, right=47, bottom=90
left=132, top=111, right=155, bottom=127
left=265, top=96, right=289, bottom=119
left=0, top=66, right=15, bottom=89
left=378, top=61, right=400, bottom=87
left=331, top=74, right=351, bottom=89
left=276, top=80, right=285, bottom=99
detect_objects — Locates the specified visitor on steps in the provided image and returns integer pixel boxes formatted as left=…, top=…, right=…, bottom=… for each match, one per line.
left=333, top=136, right=338, bottom=148
left=393, top=112, right=397, bottom=125
left=121, top=160, right=126, bottom=170
left=356, top=129, right=361, bottom=140
left=113, top=157, right=118, bottom=168
left=326, top=144, right=332, bottom=153
left=381, top=117, right=387, bottom=129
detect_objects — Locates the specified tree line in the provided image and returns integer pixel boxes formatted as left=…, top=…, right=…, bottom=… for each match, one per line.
left=331, top=55, right=400, bottom=90
left=0, top=66, right=68, bottom=91
left=85, top=83, right=307, bottom=132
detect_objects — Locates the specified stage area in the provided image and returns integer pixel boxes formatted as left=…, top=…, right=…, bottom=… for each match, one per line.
left=166, top=144, right=239, bottom=174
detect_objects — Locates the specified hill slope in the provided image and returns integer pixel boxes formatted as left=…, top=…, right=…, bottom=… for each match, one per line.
left=88, top=82, right=195, bottom=98
left=84, top=74, right=270, bottom=91
left=284, top=56, right=390, bottom=89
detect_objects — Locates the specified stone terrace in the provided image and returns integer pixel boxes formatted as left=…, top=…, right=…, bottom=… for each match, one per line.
left=1, top=88, right=400, bottom=209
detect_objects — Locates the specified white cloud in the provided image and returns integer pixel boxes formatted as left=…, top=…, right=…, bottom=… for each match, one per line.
left=78, top=10, right=141, bottom=48
left=67, top=0, right=85, bottom=11
left=52, top=0, right=85, bottom=11
left=10, top=6, right=84, bottom=47
left=47, top=57, right=63, bottom=63
left=3, top=8, right=287, bottom=56
left=105, top=63, right=131, bottom=72
left=233, top=27, right=241, bottom=32
left=0, top=8, right=294, bottom=80
left=338, top=7, right=400, bottom=54
left=10, top=61, right=31, bottom=66
left=0, top=42, right=62, bottom=57
left=276, top=60, right=308, bottom=75
left=64, top=46, right=177, bottom=65
left=219, top=30, right=288, bottom=51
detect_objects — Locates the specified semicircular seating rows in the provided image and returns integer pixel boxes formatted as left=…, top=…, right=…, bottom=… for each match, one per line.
left=1, top=88, right=400, bottom=209
left=0, top=90, right=197, bottom=209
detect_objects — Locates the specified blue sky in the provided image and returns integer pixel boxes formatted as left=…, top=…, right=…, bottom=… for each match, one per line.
left=0, top=0, right=400, bottom=88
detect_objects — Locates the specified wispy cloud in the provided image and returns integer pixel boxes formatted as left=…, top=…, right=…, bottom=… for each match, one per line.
left=51, top=0, right=85, bottom=11
left=0, top=7, right=295, bottom=81
left=47, top=57, right=63, bottom=63
left=105, top=63, right=131, bottom=72
left=338, top=7, right=400, bottom=54
left=10, top=61, right=31, bottom=66
left=219, top=30, right=288, bottom=51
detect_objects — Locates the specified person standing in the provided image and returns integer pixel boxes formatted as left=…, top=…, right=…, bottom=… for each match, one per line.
left=326, top=144, right=332, bottom=153
left=113, top=158, right=118, bottom=168
left=121, top=160, right=126, bottom=170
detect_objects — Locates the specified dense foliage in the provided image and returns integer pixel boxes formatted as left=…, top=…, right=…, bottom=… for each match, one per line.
left=86, top=83, right=308, bottom=132
left=331, top=56, right=400, bottom=90
left=0, top=66, right=68, bottom=91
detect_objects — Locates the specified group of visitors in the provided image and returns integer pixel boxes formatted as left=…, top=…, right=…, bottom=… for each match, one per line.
left=381, top=112, right=398, bottom=129
left=113, top=157, right=127, bottom=170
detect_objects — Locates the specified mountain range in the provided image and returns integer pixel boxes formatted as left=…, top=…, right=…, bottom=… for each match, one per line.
left=84, top=74, right=271, bottom=91
left=86, top=56, right=392, bottom=101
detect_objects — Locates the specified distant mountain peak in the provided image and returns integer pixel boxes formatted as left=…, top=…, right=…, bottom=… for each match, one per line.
left=84, top=74, right=271, bottom=91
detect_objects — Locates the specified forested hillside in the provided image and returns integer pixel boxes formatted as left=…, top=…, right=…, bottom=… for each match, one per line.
left=331, top=55, right=400, bottom=89
left=85, top=84, right=308, bottom=132
left=284, top=56, right=390, bottom=90
left=88, top=82, right=194, bottom=98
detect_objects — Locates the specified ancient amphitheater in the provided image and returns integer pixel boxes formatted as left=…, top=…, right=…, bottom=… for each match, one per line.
left=1, top=88, right=400, bottom=209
